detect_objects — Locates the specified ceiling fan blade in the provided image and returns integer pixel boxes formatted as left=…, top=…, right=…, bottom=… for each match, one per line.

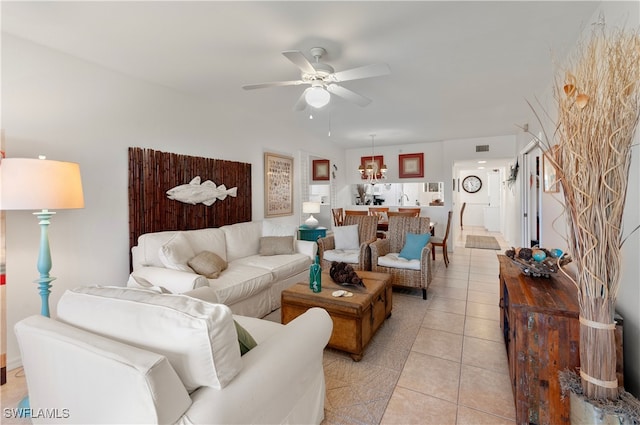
left=282, top=50, right=316, bottom=74
left=326, top=84, right=372, bottom=107
left=293, top=88, right=310, bottom=111
left=242, top=80, right=304, bottom=90
left=330, top=63, right=391, bottom=82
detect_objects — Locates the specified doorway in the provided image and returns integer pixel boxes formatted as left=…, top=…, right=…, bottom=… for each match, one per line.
left=520, top=139, right=543, bottom=247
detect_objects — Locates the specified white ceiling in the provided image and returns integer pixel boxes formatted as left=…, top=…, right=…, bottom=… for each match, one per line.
left=1, top=1, right=601, bottom=148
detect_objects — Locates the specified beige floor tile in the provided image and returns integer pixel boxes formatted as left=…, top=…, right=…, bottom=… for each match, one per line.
left=430, top=276, right=468, bottom=289
left=466, top=301, right=500, bottom=321
left=468, top=280, right=499, bottom=294
left=456, top=406, right=516, bottom=425
left=467, top=289, right=497, bottom=305
left=422, top=309, right=465, bottom=334
left=397, top=352, right=461, bottom=403
left=458, top=364, right=516, bottom=420
left=462, top=336, right=509, bottom=375
left=381, top=387, right=458, bottom=425
left=466, top=270, right=498, bottom=283
left=411, top=328, right=463, bottom=362
left=427, top=296, right=467, bottom=315
left=428, top=285, right=468, bottom=301
left=435, top=269, right=470, bottom=281
left=464, top=316, right=504, bottom=342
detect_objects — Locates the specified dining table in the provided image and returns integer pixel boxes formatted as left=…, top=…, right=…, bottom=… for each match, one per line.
left=377, top=220, right=436, bottom=236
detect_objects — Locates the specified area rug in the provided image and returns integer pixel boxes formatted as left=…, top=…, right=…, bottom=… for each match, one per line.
left=465, top=235, right=501, bottom=250
left=266, top=289, right=427, bottom=425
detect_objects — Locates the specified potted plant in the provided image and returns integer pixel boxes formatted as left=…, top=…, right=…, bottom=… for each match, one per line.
left=533, top=23, right=640, bottom=421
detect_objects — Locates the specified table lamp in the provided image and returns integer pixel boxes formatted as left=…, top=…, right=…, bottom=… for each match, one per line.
left=302, top=202, right=321, bottom=229
left=0, top=157, right=84, bottom=317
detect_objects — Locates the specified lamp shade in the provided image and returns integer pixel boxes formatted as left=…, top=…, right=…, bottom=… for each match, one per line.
left=302, top=201, right=321, bottom=214
left=1, top=158, right=85, bottom=210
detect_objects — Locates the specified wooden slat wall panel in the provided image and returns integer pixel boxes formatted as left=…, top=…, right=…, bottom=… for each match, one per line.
left=128, top=148, right=251, bottom=264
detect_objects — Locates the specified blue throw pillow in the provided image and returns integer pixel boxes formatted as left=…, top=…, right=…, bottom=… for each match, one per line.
left=398, top=233, right=431, bottom=260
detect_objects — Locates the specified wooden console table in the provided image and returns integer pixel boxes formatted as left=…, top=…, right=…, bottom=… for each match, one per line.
left=498, top=255, right=580, bottom=425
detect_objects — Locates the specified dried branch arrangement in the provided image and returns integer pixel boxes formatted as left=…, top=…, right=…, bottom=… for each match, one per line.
left=545, top=25, right=640, bottom=400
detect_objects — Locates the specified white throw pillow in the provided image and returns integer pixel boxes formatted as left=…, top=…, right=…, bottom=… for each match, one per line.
left=334, top=224, right=360, bottom=250
left=159, top=232, right=195, bottom=272
left=57, top=286, right=242, bottom=392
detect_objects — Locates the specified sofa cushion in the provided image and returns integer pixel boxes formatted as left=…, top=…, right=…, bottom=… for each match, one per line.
left=183, top=228, right=227, bottom=262
left=208, top=263, right=273, bottom=305
left=399, top=232, right=431, bottom=260
left=259, top=236, right=295, bottom=256
left=159, top=232, right=196, bottom=272
left=57, top=286, right=242, bottom=392
left=189, top=251, right=228, bottom=279
left=262, top=220, right=297, bottom=238
left=222, top=221, right=262, bottom=262
left=235, top=253, right=311, bottom=281
left=334, top=224, right=359, bottom=250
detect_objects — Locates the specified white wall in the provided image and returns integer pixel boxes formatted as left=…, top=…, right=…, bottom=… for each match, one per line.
left=1, top=34, right=345, bottom=368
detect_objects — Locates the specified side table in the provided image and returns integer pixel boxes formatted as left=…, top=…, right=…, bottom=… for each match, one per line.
left=298, top=226, right=327, bottom=241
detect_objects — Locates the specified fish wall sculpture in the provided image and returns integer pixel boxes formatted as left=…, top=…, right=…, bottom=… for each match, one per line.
left=166, top=176, right=238, bottom=206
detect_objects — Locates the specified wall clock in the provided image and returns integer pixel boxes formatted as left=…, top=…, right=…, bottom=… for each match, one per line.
left=462, top=175, right=482, bottom=193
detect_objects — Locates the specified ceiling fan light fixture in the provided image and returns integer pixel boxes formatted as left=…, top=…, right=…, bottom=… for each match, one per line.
left=305, top=86, right=330, bottom=108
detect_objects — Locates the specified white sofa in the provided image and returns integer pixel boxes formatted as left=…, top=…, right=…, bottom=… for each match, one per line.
left=129, top=221, right=316, bottom=318
left=15, top=286, right=333, bottom=424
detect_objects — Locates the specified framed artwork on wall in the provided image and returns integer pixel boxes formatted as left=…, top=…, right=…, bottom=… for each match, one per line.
left=543, top=146, right=560, bottom=193
left=360, top=155, right=385, bottom=180
left=264, top=152, right=294, bottom=217
left=312, top=159, right=330, bottom=181
left=399, top=153, right=424, bottom=178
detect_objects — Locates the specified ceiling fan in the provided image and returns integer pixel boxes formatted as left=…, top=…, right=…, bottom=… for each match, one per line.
left=242, top=47, right=391, bottom=110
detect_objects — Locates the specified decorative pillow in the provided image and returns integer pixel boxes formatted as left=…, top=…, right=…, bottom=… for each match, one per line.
left=57, top=286, right=242, bottom=392
left=234, top=320, right=257, bottom=355
left=399, top=232, right=431, bottom=260
left=334, top=224, right=360, bottom=250
left=188, top=251, right=228, bottom=279
left=158, top=232, right=195, bottom=272
left=259, top=236, right=295, bottom=256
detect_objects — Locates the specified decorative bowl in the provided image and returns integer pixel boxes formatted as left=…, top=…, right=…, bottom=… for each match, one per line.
left=505, top=247, right=572, bottom=278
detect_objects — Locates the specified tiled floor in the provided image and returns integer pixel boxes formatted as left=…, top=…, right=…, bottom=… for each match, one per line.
left=1, top=226, right=516, bottom=425
left=379, top=225, right=516, bottom=424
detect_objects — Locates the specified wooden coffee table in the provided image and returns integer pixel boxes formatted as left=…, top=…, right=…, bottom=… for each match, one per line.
left=281, top=270, right=392, bottom=361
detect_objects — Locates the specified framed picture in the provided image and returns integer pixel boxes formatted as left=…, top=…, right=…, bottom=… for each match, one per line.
left=360, top=155, right=385, bottom=180
left=398, top=153, right=424, bottom=178
left=264, top=152, right=293, bottom=217
left=312, top=159, right=330, bottom=181
left=543, top=146, right=560, bottom=192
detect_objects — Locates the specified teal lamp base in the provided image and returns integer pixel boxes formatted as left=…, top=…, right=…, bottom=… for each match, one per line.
left=18, top=210, right=58, bottom=416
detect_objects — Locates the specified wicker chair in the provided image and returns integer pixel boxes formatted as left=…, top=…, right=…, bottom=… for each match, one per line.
left=370, top=216, right=433, bottom=299
left=317, top=215, right=378, bottom=271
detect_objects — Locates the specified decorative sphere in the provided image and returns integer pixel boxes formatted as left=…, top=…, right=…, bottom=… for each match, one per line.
left=550, top=248, right=563, bottom=258
left=532, top=250, right=547, bottom=262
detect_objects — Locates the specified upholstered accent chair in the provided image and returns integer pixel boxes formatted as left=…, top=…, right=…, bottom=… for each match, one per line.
left=370, top=216, right=433, bottom=299
left=317, top=215, right=378, bottom=271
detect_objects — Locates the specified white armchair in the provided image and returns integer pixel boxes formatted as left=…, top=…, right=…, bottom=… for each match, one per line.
left=15, top=286, right=332, bottom=424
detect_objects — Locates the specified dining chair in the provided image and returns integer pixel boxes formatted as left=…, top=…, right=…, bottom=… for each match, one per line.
left=332, top=208, right=344, bottom=227
left=460, top=202, right=466, bottom=230
left=387, top=211, right=418, bottom=218
left=398, top=207, right=421, bottom=217
left=431, top=210, right=452, bottom=267
left=344, top=210, right=368, bottom=216
left=368, top=207, right=389, bottom=217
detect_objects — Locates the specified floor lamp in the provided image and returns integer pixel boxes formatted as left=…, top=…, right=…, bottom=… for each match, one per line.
left=0, top=157, right=84, bottom=414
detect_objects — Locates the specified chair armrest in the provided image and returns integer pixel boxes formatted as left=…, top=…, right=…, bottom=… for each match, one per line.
left=185, top=308, right=333, bottom=425
left=295, top=239, right=317, bottom=260
left=357, top=239, right=375, bottom=271
left=317, top=236, right=335, bottom=257
left=129, top=267, right=209, bottom=294
left=370, top=239, right=390, bottom=266
left=420, top=242, right=434, bottom=284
